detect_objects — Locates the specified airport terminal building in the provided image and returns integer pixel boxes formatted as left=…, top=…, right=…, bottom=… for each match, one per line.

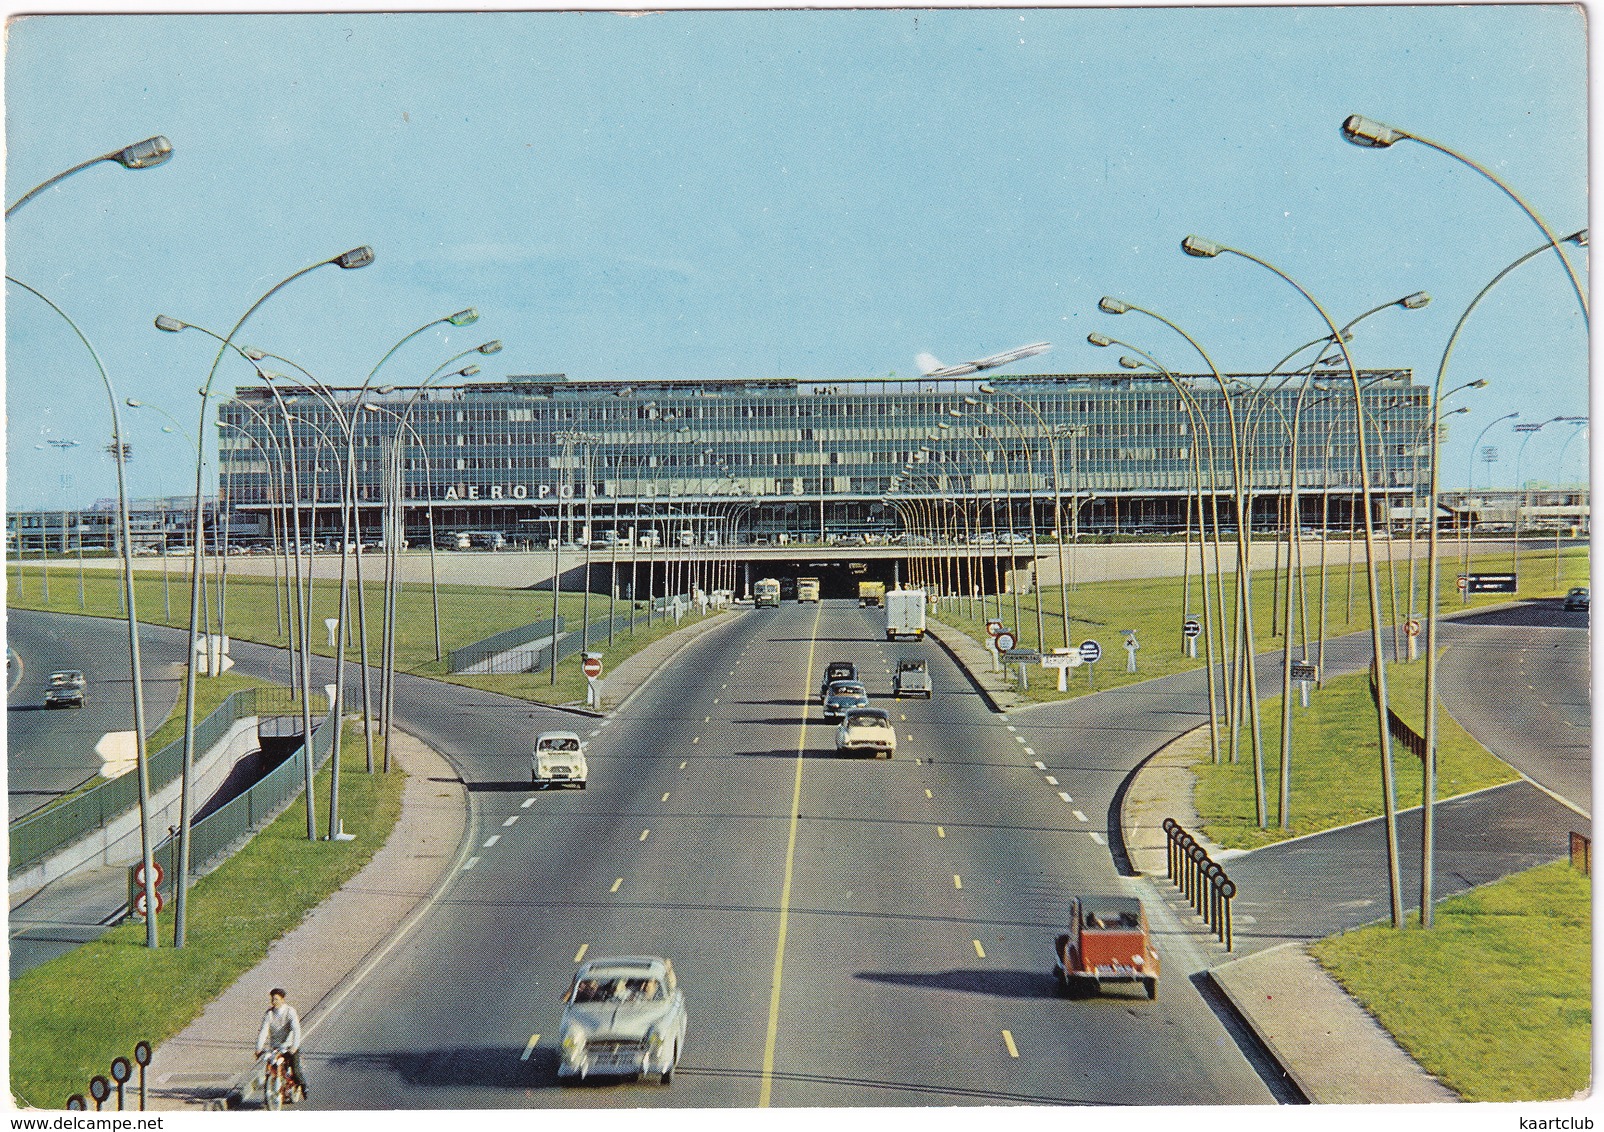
left=211, top=369, right=1437, bottom=547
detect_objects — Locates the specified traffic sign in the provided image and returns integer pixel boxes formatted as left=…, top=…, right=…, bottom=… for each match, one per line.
left=994, top=631, right=1016, bottom=653
left=1183, top=618, right=1202, bottom=639
left=1079, top=640, right=1102, bottom=663
left=1467, top=572, right=1517, bottom=594
left=1291, top=661, right=1318, bottom=682
left=1456, top=575, right=1468, bottom=591
left=986, top=619, right=1003, bottom=638
left=1003, top=649, right=1041, bottom=663
left=1040, top=653, right=1077, bottom=668
left=134, top=890, right=164, bottom=917
left=582, top=656, right=603, bottom=679
left=133, top=861, right=163, bottom=889
left=1404, top=618, right=1421, bottom=637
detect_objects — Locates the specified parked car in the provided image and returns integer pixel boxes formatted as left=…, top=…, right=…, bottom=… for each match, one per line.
left=558, top=957, right=687, bottom=1084
left=532, top=730, right=588, bottom=789
left=1053, top=895, right=1159, bottom=999
left=1564, top=586, right=1590, bottom=612
left=821, top=680, right=869, bottom=721
left=892, top=657, right=932, bottom=698
left=835, top=707, right=897, bottom=758
left=819, top=661, right=858, bottom=702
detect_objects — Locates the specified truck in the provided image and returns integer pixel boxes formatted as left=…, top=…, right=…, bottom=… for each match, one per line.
left=754, top=578, right=782, bottom=608
left=885, top=588, right=926, bottom=641
left=857, top=580, right=886, bottom=608
left=796, top=577, right=821, bottom=603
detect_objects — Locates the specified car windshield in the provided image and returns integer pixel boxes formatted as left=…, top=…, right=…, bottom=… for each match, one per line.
left=829, top=683, right=866, bottom=697
left=541, top=738, right=580, bottom=751
left=847, top=714, right=891, bottom=730
left=573, top=975, right=663, bottom=1003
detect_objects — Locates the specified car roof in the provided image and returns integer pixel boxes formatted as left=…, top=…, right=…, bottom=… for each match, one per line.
left=844, top=707, right=890, bottom=720
left=49, top=670, right=84, bottom=678
left=1074, top=895, right=1144, bottom=919
left=826, top=681, right=867, bottom=693
left=535, top=730, right=582, bottom=742
left=575, top=956, right=669, bottom=979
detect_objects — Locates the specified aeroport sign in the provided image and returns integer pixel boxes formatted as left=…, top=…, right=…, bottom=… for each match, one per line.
left=438, top=483, right=590, bottom=501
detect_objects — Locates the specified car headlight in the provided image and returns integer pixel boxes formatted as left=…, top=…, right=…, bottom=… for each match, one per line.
left=1132, top=954, right=1145, bottom=967
left=646, top=1027, right=665, bottom=1050
left=561, top=1026, right=587, bottom=1054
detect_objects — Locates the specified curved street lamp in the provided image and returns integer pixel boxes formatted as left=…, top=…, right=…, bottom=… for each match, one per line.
left=1341, top=115, right=1588, bottom=325
left=163, top=246, right=374, bottom=947
left=7, top=276, right=160, bottom=949
left=7, top=136, right=173, bottom=218
left=1181, top=233, right=1407, bottom=926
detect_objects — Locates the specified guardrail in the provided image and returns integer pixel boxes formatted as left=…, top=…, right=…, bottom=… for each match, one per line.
left=447, top=616, right=564, bottom=673
left=1162, top=818, right=1236, bottom=951
left=9, top=688, right=326, bottom=877
left=146, top=707, right=337, bottom=880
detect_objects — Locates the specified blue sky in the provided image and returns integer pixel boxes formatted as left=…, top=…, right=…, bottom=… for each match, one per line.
left=5, top=2, right=1590, bottom=509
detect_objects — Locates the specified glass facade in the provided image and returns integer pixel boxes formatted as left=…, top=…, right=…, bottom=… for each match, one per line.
left=215, top=370, right=1431, bottom=544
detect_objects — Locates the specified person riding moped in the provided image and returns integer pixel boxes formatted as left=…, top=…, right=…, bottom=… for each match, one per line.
left=255, top=987, right=307, bottom=1101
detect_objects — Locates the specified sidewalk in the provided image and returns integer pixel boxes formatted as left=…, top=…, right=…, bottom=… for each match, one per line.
left=145, top=729, right=467, bottom=1110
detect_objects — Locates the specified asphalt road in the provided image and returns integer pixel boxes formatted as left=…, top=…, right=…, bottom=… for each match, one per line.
left=5, top=609, right=188, bottom=823
left=286, top=602, right=1281, bottom=1108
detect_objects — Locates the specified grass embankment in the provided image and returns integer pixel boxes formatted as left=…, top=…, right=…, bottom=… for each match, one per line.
left=934, top=544, right=1589, bottom=703
left=9, top=718, right=403, bottom=1109
left=6, top=562, right=721, bottom=707
left=1191, top=656, right=1519, bottom=851
left=1311, top=862, right=1592, bottom=1102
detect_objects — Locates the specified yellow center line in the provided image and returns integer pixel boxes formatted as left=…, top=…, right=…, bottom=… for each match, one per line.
left=679, top=761, right=687, bottom=769
left=574, top=943, right=589, bottom=963
left=937, top=826, right=946, bottom=838
left=610, top=878, right=623, bottom=893
left=953, top=875, right=963, bottom=889
left=520, top=1033, right=541, bottom=1062
left=759, top=601, right=825, bottom=1107
left=662, top=792, right=671, bottom=802
left=973, top=939, right=986, bottom=959
left=1002, top=1030, right=1019, bottom=1058
left=640, top=829, right=651, bottom=841
left=925, top=789, right=933, bottom=799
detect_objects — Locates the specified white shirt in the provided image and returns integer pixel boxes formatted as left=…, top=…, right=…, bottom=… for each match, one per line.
left=257, top=1003, right=302, bottom=1053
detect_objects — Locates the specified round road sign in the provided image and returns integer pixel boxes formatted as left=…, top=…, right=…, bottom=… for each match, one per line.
left=134, top=861, right=163, bottom=889
left=994, top=631, right=1016, bottom=652
left=1405, top=618, right=1421, bottom=636
left=1183, top=618, right=1202, bottom=639
left=134, top=890, right=164, bottom=917
left=986, top=619, right=1003, bottom=637
left=1079, top=640, right=1102, bottom=663
left=582, top=656, right=603, bottom=679
left=1456, top=575, right=1468, bottom=591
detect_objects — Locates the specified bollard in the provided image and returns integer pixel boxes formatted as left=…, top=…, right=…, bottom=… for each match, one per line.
left=1159, top=818, right=1236, bottom=952
left=110, top=1057, right=131, bottom=1110
left=135, top=1041, right=152, bottom=1110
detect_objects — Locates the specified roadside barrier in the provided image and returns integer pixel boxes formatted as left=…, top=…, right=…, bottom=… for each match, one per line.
left=66, top=1041, right=152, bottom=1110
left=447, top=616, right=563, bottom=673
left=9, top=688, right=327, bottom=877
left=1571, top=832, right=1591, bottom=875
left=1162, top=818, right=1236, bottom=951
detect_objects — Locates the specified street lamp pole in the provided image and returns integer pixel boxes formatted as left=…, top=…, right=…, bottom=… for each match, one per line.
left=6, top=136, right=173, bottom=218
left=1181, top=234, right=1406, bottom=925
left=6, top=277, right=160, bottom=948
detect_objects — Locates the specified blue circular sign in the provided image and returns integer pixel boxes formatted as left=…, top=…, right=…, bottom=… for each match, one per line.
left=1079, top=640, right=1102, bottom=663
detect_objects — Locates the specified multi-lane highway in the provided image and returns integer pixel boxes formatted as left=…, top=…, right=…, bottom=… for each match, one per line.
left=294, top=602, right=1282, bottom=1107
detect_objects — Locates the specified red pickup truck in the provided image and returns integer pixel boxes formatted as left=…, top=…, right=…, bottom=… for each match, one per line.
left=1053, top=895, right=1160, bottom=999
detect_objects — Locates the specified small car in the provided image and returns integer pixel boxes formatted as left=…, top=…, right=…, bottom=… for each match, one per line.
left=558, top=956, right=687, bottom=1084
left=836, top=707, right=896, bottom=758
left=821, top=680, right=870, bottom=721
left=1054, top=895, right=1160, bottom=1000
left=44, top=685, right=86, bottom=708
left=1564, top=586, right=1589, bottom=612
left=532, top=730, right=588, bottom=788
left=819, top=661, right=858, bottom=702
left=893, top=657, right=932, bottom=698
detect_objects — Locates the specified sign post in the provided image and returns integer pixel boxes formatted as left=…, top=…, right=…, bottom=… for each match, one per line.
left=1043, top=647, right=1077, bottom=692
left=582, top=653, right=603, bottom=708
left=1290, top=660, right=1318, bottom=707
left=1404, top=617, right=1421, bottom=662
left=1122, top=630, right=1139, bottom=674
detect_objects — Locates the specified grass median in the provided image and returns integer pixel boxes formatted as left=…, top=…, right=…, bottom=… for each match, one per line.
left=9, top=718, right=403, bottom=1109
left=6, top=562, right=723, bottom=707
left=1311, top=861, right=1591, bottom=1102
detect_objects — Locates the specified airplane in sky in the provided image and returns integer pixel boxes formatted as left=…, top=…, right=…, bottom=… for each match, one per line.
left=916, top=341, right=1052, bottom=378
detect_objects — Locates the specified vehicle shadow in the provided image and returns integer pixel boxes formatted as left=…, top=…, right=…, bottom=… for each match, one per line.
left=1447, top=598, right=1585, bottom=629
left=326, top=1045, right=566, bottom=1089
left=7, top=704, right=49, bottom=712
left=736, top=747, right=844, bottom=760
left=465, top=780, right=541, bottom=793
left=854, top=967, right=1055, bottom=1000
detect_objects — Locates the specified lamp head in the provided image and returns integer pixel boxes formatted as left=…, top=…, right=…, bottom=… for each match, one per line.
left=977, top=383, right=996, bottom=394
left=114, top=136, right=173, bottom=170
left=1400, top=291, right=1432, bottom=309
left=126, top=398, right=143, bottom=408
left=1118, top=356, right=1143, bottom=370
left=1086, top=332, right=1114, bottom=348
left=474, top=340, right=504, bottom=355
left=962, top=396, right=980, bottom=406
left=1181, top=235, right=1222, bottom=258
left=1342, top=114, right=1404, bottom=148
left=447, top=308, right=479, bottom=327
left=1567, top=229, right=1588, bottom=247
left=1470, top=379, right=1489, bottom=389
left=1097, top=297, right=1130, bottom=315
left=154, top=314, right=185, bottom=333
left=334, top=246, right=375, bottom=270
left=459, top=365, right=481, bottom=377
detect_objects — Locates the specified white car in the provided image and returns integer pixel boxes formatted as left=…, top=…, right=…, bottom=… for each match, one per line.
left=532, top=730, right=588, bottom=789
left=835, top=707, right=897, bottom=758
left=558, top=957, right=687, bottom=1083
